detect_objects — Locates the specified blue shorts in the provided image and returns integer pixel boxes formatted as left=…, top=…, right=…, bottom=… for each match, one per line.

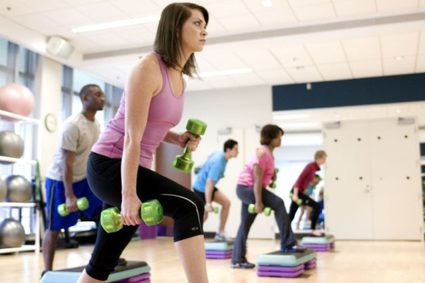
left=45, top=177, right=102, bottom=230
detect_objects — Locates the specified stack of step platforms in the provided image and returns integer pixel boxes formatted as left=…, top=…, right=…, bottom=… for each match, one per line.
left=256, top=249, right=316, bottom=278
left=40, top=261, right=151, bottom=283
left=301, top=235, right=335, bottom=252
left=204, top=239, right=233, bottom=259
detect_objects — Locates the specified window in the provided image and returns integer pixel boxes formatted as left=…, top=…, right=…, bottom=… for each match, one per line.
left=61, top=66, right=123, bottom=127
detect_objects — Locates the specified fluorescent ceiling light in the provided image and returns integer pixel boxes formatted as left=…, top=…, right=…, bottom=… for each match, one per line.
left=274, top=113, right=310, bottom=120
left=199, top=68, right=252, bottom=78
left=72, top=16, right=159, bottom=33
left=262, top=0, right=273, bottom=7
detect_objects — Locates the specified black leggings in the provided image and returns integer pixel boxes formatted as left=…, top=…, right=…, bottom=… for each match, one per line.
left=85, top=152, right=205, bottom=280
left=289, top=189, right=320, bottom=230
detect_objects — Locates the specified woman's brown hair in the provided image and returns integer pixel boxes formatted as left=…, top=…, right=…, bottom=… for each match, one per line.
left=154, top=2, right=209, bottom=77
left=260, top=124, right=284, bottom=145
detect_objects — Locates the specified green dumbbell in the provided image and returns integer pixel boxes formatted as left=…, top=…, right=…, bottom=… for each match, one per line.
left=248, top=204, right=272, bottom=216
left=269, top=168, right=279, bottom=189
left=206, top=204, right=219, bottom=214
left=173, top=119, right=207, bottom=173
left=101, top=199, right=163, bottom=233
left=57, top=197, right=89, bottom=217
left=289, top=193, right=303, bottom=205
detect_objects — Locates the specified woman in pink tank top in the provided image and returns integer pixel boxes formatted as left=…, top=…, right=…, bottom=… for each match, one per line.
left=78, top=3, right=210, bottom=283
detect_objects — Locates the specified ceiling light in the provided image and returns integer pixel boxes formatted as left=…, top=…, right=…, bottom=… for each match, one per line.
left=394, top=55, right=404, bottom=61
left=199, top=68, right=252, bottom=78
left=72, top=16, right=159, bottom=33
left=274, top=113, right=310, bottom=120
left=261, top=0, right=273, bottom=7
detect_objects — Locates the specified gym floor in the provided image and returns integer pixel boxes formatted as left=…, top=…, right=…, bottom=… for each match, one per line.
left=1, top=237, right=424, bottom=283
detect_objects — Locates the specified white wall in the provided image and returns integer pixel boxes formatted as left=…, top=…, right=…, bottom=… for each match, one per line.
left=177, top=85, right=276, bottom=238
left=36, top=57, right=63, bottom=178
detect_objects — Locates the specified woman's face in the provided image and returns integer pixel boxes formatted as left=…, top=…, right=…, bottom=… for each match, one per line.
left=271, top=132, right=283, bottom=148
left=181, top=9, right=208, bottom=53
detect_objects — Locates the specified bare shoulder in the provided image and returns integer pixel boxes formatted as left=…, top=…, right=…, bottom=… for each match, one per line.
left=127, top=53, right=162, bottom=94
left=132, top=53, right=161, bottom=76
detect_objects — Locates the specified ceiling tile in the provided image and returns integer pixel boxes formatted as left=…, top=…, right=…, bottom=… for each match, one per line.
left=13, top=14, right=62, bottom=36
left=109, top=0, right=160, bottom=17
left=415, top=55, right=425, bottom=72
left=349, top=59, right=383, bottom=78
left=256, top=68, right=295, bottom=85
left=306, top=40, right=347, bottom=64
left=202, top=48, right=248, bottom=69
left=380, top=32, right=418, bottom=58
left=112, top=26, right=155, bottom=46
left=317, top=62, right=352, bottom=80
left=342, top=36, right=381, bottom=61
left=203, top=0, right=251, bottom=18
left=0, top=0, right=71, bottom=17
left=271, top=44, right=314, bottom=68
left=333, top=0, right=376, bottom=17
left=288, top=0, right=336, bottom=21
left=243, top=0, right=298, bottom=27
left=43, top=7, right=94, bottom=27
left=74, top=2, right=129, bottom=22
left=376, top=0, right=419, bottom=11
left=236, top=48, right=281, bottom=69
left=383, top=55, right=416, bottom=75
left=286, top=65, right=323, bottom=83
left=418, top=31, right=425, bottom=54
left=216, top=13, right=260, bottom=32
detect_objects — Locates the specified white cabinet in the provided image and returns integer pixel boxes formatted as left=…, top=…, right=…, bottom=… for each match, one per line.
left=0, top=110, right=40, bottom=254
left=323, top=118, right=423, bottom=240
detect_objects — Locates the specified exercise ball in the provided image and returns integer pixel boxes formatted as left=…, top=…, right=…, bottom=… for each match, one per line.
left=0, top=218, right=26, bottom=248
left=5, top=175, right=32, bottom=202
left=0, top=83, right=35, bottom=117
left=0, top=131, right=24, bottom=161
left=0, top=178, right=6, bottom=201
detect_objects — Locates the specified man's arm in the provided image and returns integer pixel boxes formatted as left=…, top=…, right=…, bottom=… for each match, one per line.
left=63, top=149, right=78, bottom=212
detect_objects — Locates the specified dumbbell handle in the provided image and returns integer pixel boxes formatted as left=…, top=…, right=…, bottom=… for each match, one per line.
left=248, top=204, right=272, bottom=216
left=57, top=197, right=89, bottom=217
left=101, top=199, right=163, bottom=233
left=289, top=193, right=303, bottom=205
left=206, top=204, right=219, bottom=214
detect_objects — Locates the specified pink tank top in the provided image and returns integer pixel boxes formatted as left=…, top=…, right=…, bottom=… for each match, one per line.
left=92, top=52, right=184, bottom=168
left=237, top=145, right=275, bottom=188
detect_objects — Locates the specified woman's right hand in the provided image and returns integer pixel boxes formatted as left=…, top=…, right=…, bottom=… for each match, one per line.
left=255, top=201, right=264, bottom=214
left=121, top=194, right=142, bottom=226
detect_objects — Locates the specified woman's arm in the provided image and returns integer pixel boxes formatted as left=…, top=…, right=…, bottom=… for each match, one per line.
left=120, top=54, right=162, bottom=226
left=253, top=148, right=266, bottom=213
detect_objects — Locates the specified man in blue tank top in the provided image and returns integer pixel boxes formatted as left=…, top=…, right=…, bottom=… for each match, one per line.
left=193, top=139, right=239, bottom=241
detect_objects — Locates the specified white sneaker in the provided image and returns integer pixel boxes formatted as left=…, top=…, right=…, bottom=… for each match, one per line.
left=214, top=232, right=231, bottom=242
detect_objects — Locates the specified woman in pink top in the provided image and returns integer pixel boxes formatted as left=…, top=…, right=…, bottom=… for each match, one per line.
left=231, top=124, right=304, bottom=269
left=78, top=3, right=210, bottom=283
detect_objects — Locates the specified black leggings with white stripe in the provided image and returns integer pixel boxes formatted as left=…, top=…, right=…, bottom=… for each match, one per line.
left=85, top=152, right=205, bottom=280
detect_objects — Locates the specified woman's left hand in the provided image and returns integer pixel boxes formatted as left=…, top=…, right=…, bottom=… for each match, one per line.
left=178, top=131, right=201, bottom=151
